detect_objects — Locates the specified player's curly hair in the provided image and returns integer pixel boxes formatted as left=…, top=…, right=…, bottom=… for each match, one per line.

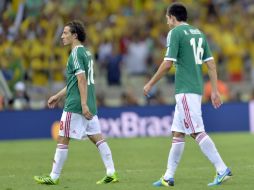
left=167, top=3, right=187, bottom=22
left=66, top=20, right=86, bottom=42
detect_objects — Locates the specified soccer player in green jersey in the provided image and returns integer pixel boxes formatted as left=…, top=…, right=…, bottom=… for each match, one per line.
left=144, top=3, right=232, bottom=187
left=34, top=20, right=118, bottom=185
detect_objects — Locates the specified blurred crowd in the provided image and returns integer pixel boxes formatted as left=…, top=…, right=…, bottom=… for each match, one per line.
left=0, top=0, right=254, bottom=111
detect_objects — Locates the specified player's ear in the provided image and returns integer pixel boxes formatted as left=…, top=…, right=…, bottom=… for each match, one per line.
left=173, top=16, right=178, bottom=24
left=73, top=33, right=78, bottom=39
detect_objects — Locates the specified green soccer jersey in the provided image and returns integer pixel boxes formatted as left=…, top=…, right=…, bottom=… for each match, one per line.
left=64, top=45, right=97, bottom=115
left=165, top=23, right=213, bottom=95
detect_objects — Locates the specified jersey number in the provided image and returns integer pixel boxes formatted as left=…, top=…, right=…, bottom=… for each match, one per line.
left=87, top=59, right=94, bottom=85
left=190, top=38, right=204, bottom=65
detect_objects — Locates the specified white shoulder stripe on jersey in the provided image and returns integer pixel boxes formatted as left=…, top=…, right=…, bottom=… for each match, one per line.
left=72, top=47, right=80, bottom=69
left=164, top=57, right=176, bottom=62
left=75, top=70, right=85, bottom=75
left=203, top=57, right=214, bottom=62
left=74, top=47, right=80, bottom=69
left=167, top=30, right=172, bottom=46
left=71, top=48, right=77, bottom=68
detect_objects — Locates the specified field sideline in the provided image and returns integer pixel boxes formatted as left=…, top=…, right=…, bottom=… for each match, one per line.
left=0, top=133, right=253, bottom=190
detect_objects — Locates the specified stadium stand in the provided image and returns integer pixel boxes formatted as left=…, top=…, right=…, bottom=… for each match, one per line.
left=0, top=0, right=254, bottom=110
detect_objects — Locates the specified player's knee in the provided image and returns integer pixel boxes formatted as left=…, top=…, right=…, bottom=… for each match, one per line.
left=88, top=133, right=104, bottom=144
left=190, top=133, right=196, bottom=139
left=173, top=131, right=185, bottom=138
left=57, top=136, right=70, bottom=145
left=190, top=132, right=202, bottom=139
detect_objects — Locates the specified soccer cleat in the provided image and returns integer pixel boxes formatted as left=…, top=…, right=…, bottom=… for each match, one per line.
left=96, top=172, right=119, bottom=184
left=208, top=168, right=232, bottom=186
left=34, top=175, right=59, bottom=185
left=153, top=177, right=174, bottom=187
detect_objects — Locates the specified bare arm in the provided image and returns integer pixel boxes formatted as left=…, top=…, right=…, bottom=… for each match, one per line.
left=48, top=87, right=66, bottom=108
left=143, top=60, right=172, bottom=96
left=205, top=59, right=222, bottom=109
left=76, top=73, right=93, bottom=120
left=57, top=87, right=67, bottom=98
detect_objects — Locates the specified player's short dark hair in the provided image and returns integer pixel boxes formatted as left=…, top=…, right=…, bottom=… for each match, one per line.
left=167, top=3, right=187, bottom=22
left=66, top=20, right=86, bottom=42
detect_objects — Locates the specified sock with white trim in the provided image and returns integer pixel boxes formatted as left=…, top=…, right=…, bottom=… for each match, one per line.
left=50, top=144, right=68, bottom=180
left=196, top=132, right=227, bottom=174
left=96, top=140, right=115, bottom=176
left=164, top=137, right=185, bottom=180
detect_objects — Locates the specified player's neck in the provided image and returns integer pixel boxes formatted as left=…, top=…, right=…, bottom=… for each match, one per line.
left=174, top=21, right=185, bottom=27
left=71, top=40, right=82, bottom=49
left=174, top=21, right=186, bottom=27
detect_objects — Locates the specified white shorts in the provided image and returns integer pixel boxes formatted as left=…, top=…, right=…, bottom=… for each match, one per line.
left=59, top=111, right=101, bottom=140
left=171, top=93, right=205, bottom=135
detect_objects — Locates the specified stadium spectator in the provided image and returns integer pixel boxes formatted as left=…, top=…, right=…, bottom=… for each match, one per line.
left=97, top=39, right=113, bottom=73
left=0, top=50, right=25, bottom=91
left=121, top=89, right=139, bottom=106
left=106, top=43, right=123, bottom=86
left=96, top=92, right=106, bottom=107
left=124, top=31, right=149, bottom=75
left=144, top=3, right=232, bottom=187
left=204, top=79, right=230, bottom=102
left=34, top=20, right=118, bottom=185
left=9, top=81, right=30, bottom=110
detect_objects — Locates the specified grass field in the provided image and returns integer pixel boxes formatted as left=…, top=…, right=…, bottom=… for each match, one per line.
left=0, top=132, right=253, bottom=190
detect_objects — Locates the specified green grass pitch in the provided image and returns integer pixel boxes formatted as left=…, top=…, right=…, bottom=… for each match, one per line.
left=0, top=133, right=253, bottom=190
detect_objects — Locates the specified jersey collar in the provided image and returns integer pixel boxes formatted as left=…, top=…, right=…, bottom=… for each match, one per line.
left=173, top=22, right=189, bottom=29
left=72, top=44, right=84, bottom=50
left=75, top=45, right=84, bottom=48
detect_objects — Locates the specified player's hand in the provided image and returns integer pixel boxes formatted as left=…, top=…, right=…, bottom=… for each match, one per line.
left=82, top=104, right=93, bottom=120
left=48, top=95, right=60, bottom=109
left=211, top=91, right=222, bottom=109
left=143, top=83, right=152, bottom=97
